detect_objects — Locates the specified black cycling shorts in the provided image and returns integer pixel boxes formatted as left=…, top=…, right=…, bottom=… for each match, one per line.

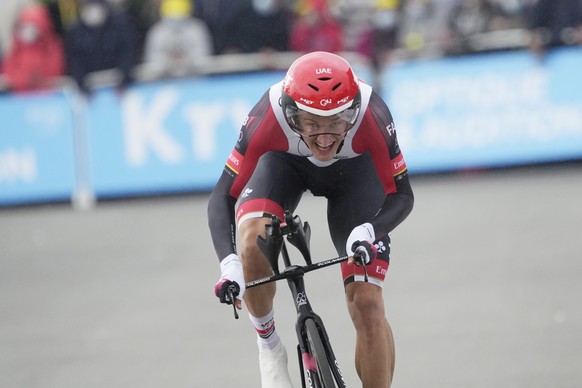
left=235, top=151, right=391, bottom=287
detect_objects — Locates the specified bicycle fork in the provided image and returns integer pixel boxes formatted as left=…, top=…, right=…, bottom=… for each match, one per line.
left=286, top=270, right=347, bottom=388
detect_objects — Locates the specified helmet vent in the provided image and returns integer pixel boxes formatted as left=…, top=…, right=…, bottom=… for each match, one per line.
left=308, top=83, right=319, bottom=91
left=332, top=82, right=342, bottom=91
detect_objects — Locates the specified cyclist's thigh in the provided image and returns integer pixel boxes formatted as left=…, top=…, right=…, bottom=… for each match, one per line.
left=236, top=151, right=307, bottom=226
left=325, top=154, right=391, bottom=286
left=326, top=154, right=386, bottom=248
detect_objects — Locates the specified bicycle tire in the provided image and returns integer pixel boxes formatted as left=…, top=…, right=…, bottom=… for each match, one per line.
left=305, top=319, right=336, bottom=387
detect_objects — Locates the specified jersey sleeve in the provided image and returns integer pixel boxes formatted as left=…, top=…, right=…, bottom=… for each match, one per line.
left=352, top=90, right=408, bottom=195
left=351, top=90, right=414, bottom=238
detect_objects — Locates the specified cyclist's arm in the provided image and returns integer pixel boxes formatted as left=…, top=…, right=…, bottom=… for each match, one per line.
left=207, top=89, right=282, bottom=263
left=207, top=170, right=238, bottom=261
left=370, top=173, right=414, bottom=241
left=353, top=91, right=414, bottom=240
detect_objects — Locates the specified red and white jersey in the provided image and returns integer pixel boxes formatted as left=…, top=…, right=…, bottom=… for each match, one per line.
left=224, top=80, right=408, bottom=201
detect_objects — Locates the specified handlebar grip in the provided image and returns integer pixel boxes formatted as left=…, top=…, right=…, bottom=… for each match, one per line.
left=352, top=250, right=365, bottom=265
left=226, top=283, right=240, bottom=303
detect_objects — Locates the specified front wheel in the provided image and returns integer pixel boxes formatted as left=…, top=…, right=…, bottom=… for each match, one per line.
left=305, top=319, right=336, bottom=387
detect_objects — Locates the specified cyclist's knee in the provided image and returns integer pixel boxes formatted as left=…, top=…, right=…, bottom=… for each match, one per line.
left=346, top=283, right=386, bottom=330
left=239, top=217, right=272, bottom=275
left=238, top=217, right=276, bottom=316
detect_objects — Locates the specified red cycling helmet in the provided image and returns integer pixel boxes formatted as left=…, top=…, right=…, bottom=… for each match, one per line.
left=281, top=51, right=361, bottom=134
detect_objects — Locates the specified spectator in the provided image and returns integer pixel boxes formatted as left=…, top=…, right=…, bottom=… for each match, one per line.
left=1, top=3, right=65, bottom=93
left=397, top=0, right=455, bottom=58
left=289, top=0, right=343, bottom=53
left=42, top=0, right=81, bottom=38
left=445, top=0, right=499, bottom=55
left=138, top=0, right=164, bottom=29
left=355, top=0, right=402, bottom=92
left=369, top=0, right=401, bottom=63
left=487, top=0, right=530, bottom=30
left=105, top=0, right=149, bottom=63
left=143, top=0, right=212, bottom=79
left=65, top=0, right=137, bottom=96
left=0, top=37, right=3, bottom=90
left=222, top=0, right=291, bottom=54
left=193, top=0, right=248, bottom=55
left=0, top=0, right=33, bottom=56
left=527, top=0, right=582, bottom=59
left=451, top=0, right=532, bottom=53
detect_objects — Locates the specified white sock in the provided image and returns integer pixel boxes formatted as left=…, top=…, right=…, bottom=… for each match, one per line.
left=249, top=310, right=281, bottom=350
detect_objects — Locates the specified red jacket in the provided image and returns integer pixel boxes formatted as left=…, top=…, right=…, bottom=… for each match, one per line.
left=289, top=0, right=343, bottom=53
left=1, top=4, right=65, bottom=92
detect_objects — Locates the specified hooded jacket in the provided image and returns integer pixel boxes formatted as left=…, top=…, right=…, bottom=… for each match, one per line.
left=1, top=3, right=65, bottom=92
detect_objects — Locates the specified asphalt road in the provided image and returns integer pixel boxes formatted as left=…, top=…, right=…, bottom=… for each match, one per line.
left=1, top=164, right=581, bottom=388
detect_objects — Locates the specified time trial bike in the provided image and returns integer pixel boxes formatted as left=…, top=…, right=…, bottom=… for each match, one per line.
left=227, top=210, right=369, bottom=388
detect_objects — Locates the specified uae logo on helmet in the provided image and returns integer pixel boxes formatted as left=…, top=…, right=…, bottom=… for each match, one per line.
left=315, top=67, right=332, bottom=74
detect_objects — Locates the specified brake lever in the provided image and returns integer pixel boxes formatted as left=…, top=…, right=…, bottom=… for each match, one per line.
left=227, top=284, right=240, bottom=320
left=353, top=252, right=369, bottom=283
left=362, top=262, right=369, bottom=283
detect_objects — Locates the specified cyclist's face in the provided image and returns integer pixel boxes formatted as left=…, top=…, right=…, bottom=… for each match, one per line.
left=296, top=112, right=350, bottom=161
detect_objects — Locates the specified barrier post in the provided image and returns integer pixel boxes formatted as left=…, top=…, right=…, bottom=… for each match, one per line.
left=69, top=89, right=96, bottom=210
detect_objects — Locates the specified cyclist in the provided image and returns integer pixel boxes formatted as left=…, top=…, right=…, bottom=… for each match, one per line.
left=209, top=51, right=414, bottom=387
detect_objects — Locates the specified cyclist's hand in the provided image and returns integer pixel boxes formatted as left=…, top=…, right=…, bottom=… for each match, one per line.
left=214, top=254, right=245, bottom=310
left=346, top=223, right=376, bottom=266
left=351, top=241, right=377, bottom=266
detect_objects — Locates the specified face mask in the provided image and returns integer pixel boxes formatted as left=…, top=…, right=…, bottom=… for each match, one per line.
left=81, top=4, right=108, bottom=27
left=18, top=23, right=40, bottom=43
left=498, top=0, right=521, bottom=14
left=253, top=0, right=276, bottom=15
left=372, top=10, right=397, bottom=29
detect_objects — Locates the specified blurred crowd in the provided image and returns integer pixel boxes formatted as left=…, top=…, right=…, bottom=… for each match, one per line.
left=0, top=0, right=581, bottom=95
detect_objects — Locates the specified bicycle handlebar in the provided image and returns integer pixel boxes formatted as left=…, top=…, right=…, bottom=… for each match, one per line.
left=246, top=255, right=349, bottom=289
left=226, top=211, right=369, bottom=319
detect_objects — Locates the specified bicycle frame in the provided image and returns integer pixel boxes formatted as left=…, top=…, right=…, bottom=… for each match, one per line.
left=245, top=211, right=349, bottom=388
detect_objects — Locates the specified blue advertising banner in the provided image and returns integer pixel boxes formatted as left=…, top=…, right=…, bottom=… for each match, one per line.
left=1, top=50, right=581, bottom=206
left=0, top=92, right=76, bottom=205
left=86, top=72, right=285, bottom=197
left=383, top=47, right=582, bottom=173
